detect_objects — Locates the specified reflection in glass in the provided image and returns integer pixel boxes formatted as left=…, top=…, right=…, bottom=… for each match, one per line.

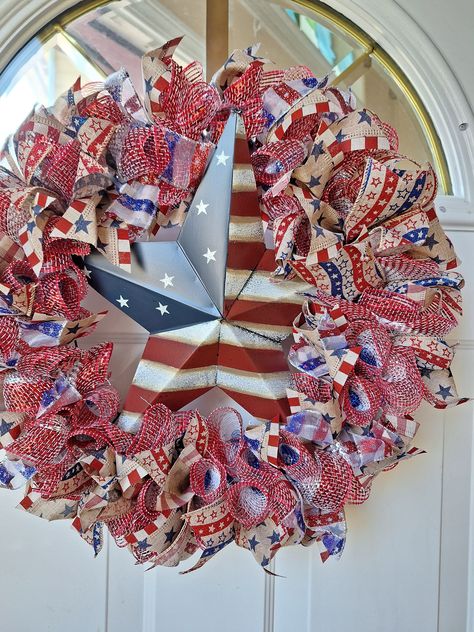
left=66, top=0, right=207, bottom=96
left=228, top=1, right=361, bottom=75
left=0, top=32, right=102, bottom=147
left=347, top=60, right=434, bottom=167
left=0, top=0, right=447, bottom=189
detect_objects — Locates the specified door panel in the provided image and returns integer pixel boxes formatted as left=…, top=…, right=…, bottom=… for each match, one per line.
left=0, top=489, right=108, bottom=632
left=273, top=405, right=444, bottom=632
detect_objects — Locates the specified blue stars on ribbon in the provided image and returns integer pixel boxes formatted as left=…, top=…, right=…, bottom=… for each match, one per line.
left=424, top=233, right=439, bottom=250
left=404, top=227, right=428, bottom=244
left=67, top=323, right=81, bottom=335
left=62, top=462, right=83, bottom=480
left=71, top=115, right=87, bottom=132
left=436, top=384, right=453, bottom=400
left=311, top=140, right=324, bottom=158
left=319, top=261, right=343, bottom=296
left=244, top=435, right=261, bottom=453
left=74, top=214, right=92, bottom=234
left=321, top=412, right=335, bottom=424
left=248, top=534, right=260, bottom=551
left=267, top=530, right=280, bottom=545
left=0, top=466, right=13, bottom=486
left=261, top=555, right=270, bottom=567
left=0, top=418, right=14, bottom=435
left=120, top=194, right=156, bottom=216
left=144, top=77, right=153, bottom=93
left=349, top=389, right=362, bottom=408
left=23, top=464, right=36, bottom=480
left=21, top=320, right=62, bottom=339
left=330, top=347, right=347, bottom=360
left=322, top=532, right=344, bottom=556
left=414, top=276, right=460, bottom=289
left=295, top=507, right=306, bottom=532
left=300, top=357, right=325, bottom=373
left=61, top=504, right=76, bottom=518
left=162, top=130, right=179, bottom=181
left=164, top=527, right=176, bottom=543
left=267, top=159, right=284, bottom=176
left=201, top=538, right=233, bottom=558
left=137, top=538, right=152, bottom=551
left=308, top=175, right=321, bottom=188
left=40, top=389, right=57, bottom=409
left=359, top=346, right=380, bottom=367
left=245, top=46, right=264, bottom=61
left=107, top=84, right=122, bottom=103
left=92, top=522, right=103, bottom=556
left=67, top=87, right=76, bottom=106
left=262, top=108, right=276, bottom=129
left=396, top=173, right=426, bottom=215
left=358, top=110, right=372, bottom=125
left=302, top=77, right=320, bottom=89
left=419, top=365, right=433, bottom=378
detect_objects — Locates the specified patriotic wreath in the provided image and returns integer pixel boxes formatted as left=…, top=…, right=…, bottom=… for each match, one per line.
left=0, top=39, right=464, bottom=571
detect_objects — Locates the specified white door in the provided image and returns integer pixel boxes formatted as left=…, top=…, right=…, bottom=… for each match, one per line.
left=0, top=2, right=473, bottom=632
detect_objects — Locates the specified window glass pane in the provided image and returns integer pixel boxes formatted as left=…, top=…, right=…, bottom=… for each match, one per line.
left=65, top=0, right=206, bottom=97
left=229, top=0, right=365, bottom=76
left=342, top=59, right=433, bottom=167
left=229, top=0, right=437, bottom=173
left=0, top=0, right=447, bottom=190
left=0, top=33, right=102, bottom=146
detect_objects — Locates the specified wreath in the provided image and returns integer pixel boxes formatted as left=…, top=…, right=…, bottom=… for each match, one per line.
left=0, top=39, right=464, bottom=571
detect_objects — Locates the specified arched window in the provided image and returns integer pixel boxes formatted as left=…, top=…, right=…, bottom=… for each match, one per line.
left=0, top=0, right=452, bottom=193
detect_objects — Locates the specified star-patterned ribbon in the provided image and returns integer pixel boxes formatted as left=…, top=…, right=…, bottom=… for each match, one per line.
left=0, top=38, right=466, bottom=573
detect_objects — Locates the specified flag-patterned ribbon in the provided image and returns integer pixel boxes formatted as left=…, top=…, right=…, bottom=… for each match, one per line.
left=0, top=38, right=465, bottom=571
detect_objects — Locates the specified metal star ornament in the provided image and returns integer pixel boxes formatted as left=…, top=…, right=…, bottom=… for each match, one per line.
left=85, top=113, right=309, bottom=425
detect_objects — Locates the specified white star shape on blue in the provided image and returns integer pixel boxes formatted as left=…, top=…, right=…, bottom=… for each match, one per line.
left=116, top=295, right=129, bottom=308
left=196, top=200, right=209, bottom=215
left=160, top=273, right=174, bottom=288
left=86, top=112, right=238, bottom=331
left=156, top=302, right=169, bottom=315
left=216, top=151, right=230, bottom=166
left=203, top=248, right=216, bottom=264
